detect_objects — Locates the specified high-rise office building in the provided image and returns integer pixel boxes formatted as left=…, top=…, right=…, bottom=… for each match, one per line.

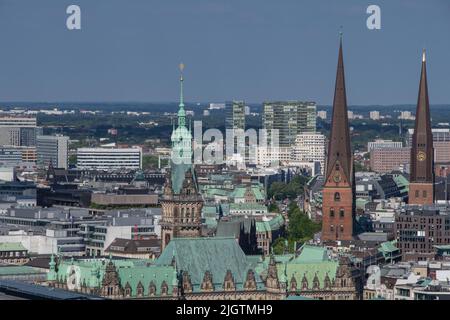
left=225, top=101, right=246, bottom=156
left=225, top=101, right=246, bottom=132
left=0, top=116, right=41, bottom=146
left=322, top=36, right=355, bottom=242
left=262, top=101, right=316, bottom=147
left=409, top=50, right=434, bottom=205
left=37, top=135, right=69, bottom=169
left=292, top=133, right=326, bottom=174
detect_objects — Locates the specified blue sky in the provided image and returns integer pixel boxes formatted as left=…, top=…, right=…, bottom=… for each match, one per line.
left=0, top=0, right=449, bottom=105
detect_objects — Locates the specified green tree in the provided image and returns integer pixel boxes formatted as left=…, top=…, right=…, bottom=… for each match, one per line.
left=142, top=155, right=159, bottom=169
left=268, top=175, right=309, bottom=200
left=271, top=203, right=321, bottom=253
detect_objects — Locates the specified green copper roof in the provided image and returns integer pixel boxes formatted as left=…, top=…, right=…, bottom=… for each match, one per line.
left=286, top=295, right=316, bottom=300
left=0, top=242, right=27, bottom=252
left=202, top=205, right=218, bottom=217
left=393, top=175, right=409, bottom=191
left=49, top=257, right=174, bottom=297
left=256, top=221, right=271, bottom=233
left=268, top=215, right=284, bottom=230
left=231, top=185, right=265, bottom=201
left=170, top=161, right=192, bottom=194
left=378, top=240, right=399, bottom=257
left=293, top=245, right=329, bottom=263
left=255, top=215, right=284, bottom=233
left=118, top=265, right=176, bottom=297
left=155, top=237, right=263, bottom=291
left=356, top=198, right=369, bottom=210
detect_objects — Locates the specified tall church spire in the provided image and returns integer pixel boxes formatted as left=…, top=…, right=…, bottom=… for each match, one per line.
left=409, top=49, right=434, bottom=205
left=178, top=63, right=186, bottom=127
left=325, top=35, right=352, bottom=184
left=321, top=35, right=355, bottom=242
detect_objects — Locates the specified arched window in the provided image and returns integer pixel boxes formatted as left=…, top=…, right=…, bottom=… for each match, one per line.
left=334, top=192, right=341, bottom=202
left=330, top=208, right=335, bottom=218
left=339, top=208, right=345, bottom=218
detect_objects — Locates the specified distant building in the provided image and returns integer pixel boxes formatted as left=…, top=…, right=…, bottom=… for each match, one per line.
left=398, top=111, right=415, bottom=121
left=317, top=110, right=327, bottom=120
left=263, top=101, right=316, bottom=147
left=367, top=140, right=403, bottom=152
left=0, top=146, right=37, bottom=166
left=370, top=147, right=410, bottom=173
left=36, top=135, right=69, bottom=169
left=0, top=116, right=41, bottom=147
left=225, top=100, right=246, bottom=154
left=0, top=242, right=29, bottom=265
left=209, top=103, right=226, bottom=110
left=407, top=128, right=450, bottom=163
left=292, top=133, right=326, bottom=174
left=369, top=111, right=380, bottom=120
left=394, top=204, right=450, bottom=261
left=77, top=147, right=142, bottom=170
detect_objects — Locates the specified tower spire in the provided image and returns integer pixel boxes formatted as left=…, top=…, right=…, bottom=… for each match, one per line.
left=325, top=34, right=352, bottom=182
left=321, top=35, right=355, bottom=242
left=177, top=63, right=186, bottom=127
left=409, top=49, right=434, bottom=205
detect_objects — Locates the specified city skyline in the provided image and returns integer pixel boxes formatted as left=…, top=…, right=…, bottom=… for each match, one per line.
left=0, top=1, right=449, bottom=105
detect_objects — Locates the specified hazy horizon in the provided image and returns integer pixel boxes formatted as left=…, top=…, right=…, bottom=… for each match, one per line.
left=0, top=1, right=449, bottom=105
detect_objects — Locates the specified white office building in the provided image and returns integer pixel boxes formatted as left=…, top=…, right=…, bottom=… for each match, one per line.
left=292, top=133, right=326, bottom=174
left=370, top=111, right=381, bottom=120
left=77, top=147, right=142, bottom=170
left=367, top=139, right=403, bottom=152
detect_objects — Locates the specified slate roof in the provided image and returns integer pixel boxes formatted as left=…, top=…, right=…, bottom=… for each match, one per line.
left=105, top=238, right=161, bottom=254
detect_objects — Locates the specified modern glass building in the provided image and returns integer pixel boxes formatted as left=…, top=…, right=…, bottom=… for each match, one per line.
left=262, top=101, right=317, bottom=147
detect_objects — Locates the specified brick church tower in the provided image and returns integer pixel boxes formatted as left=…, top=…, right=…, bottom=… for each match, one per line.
left=409, top=50, right=434, bottom=205
left=321, top=35, right=355, bottom=241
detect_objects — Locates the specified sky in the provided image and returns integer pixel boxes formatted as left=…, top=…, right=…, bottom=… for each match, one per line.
left=0, top=0, right=449, bottom=105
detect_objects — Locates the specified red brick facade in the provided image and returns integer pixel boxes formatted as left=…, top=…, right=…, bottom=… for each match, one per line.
left=408, top=183, right=434, bottom=205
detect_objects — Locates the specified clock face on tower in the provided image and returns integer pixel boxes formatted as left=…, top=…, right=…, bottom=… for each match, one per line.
left=333, top=172, right=342, bottom=183
left=417, top=151, right=426, bottom=162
